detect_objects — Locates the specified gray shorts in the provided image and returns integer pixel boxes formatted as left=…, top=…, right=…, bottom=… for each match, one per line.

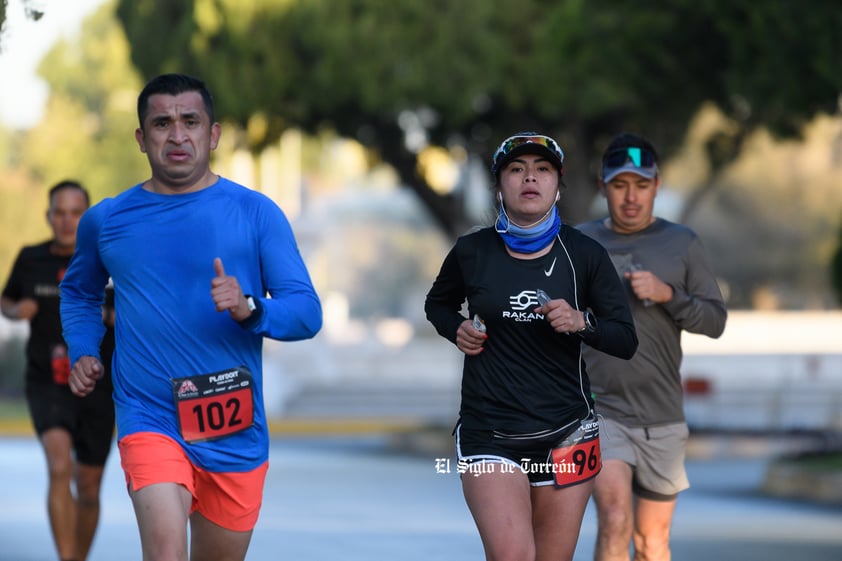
left=598, top=416, right=689, bottom=500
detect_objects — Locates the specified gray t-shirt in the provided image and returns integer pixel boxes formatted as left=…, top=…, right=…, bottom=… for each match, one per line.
left=577, top=218, right=727, bottom=426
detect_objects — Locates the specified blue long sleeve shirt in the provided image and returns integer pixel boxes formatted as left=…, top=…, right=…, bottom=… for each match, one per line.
left=61, top=178, right=322, bottom=471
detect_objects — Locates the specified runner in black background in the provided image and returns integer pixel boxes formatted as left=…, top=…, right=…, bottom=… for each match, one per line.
left=1, top=180, right=115, bottom=561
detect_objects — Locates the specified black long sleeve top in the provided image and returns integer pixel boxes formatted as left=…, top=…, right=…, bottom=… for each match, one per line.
left=425, top=226, right=637, bottom=434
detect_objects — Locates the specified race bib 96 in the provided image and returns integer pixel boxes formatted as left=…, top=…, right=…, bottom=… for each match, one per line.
left=550, top=415, right=601, bottom=488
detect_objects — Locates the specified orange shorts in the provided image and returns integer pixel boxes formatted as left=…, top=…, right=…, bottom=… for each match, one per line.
left=118, top=431, right=268, bottom=532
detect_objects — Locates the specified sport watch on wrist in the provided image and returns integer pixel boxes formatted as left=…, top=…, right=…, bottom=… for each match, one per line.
left=238, top=294, right=263, bottom=328
left=578, top=310, right=597, bottom=334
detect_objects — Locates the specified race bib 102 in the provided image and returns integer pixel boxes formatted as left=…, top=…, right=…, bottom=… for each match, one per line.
left=171, top=366, right=255, bottom=443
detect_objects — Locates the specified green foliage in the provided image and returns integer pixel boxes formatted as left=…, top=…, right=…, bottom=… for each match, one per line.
left=115, top=0, right=842, bottom=233
left=116, top=0, right=842, bottom=141
left=1, top=0, right=838, bottom=310
left=707, top=1, right=840, bottom=137
left=0, top=1, right=147, bottom=285
left=21, top=1, right=147, bottom=204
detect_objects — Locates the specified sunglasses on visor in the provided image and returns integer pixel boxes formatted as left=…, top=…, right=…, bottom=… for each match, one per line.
left=602, top=146, right=657, bottom=169
left=493, top=134, right=564, bottom=171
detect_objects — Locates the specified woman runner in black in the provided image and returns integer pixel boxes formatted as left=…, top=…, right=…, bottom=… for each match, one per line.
left=425, top=132, right=637, bottom=561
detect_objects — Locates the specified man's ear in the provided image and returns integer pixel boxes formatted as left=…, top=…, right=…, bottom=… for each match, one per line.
left=135, top=127, right=147, bottom=154
left=210, top=122, right=221, bottom=151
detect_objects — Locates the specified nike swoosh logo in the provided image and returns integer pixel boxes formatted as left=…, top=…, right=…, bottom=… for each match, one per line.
left=544, top=257, right=557, bottom=277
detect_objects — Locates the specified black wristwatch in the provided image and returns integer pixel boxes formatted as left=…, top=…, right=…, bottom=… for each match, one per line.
left=238, top=294, right=263, bottom=328
left=578, top=310, right=597, bottom=334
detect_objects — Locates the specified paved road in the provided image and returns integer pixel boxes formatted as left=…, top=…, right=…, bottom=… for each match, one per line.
left=1, top=434, right=840, bottom=561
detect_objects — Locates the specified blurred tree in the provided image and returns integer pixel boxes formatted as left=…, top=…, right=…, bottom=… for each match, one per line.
left=18, top=2, right=146, bottom=203
left=115, top=0, right=841, bottom=236
left=0, top=0, right=44, bottom=50
left=832, top=219, right=842, bottom=307
left=0, top=1, right=146, bottom=284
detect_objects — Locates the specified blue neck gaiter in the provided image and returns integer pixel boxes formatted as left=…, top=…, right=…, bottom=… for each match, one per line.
left=495, top=205, right=561, bottom=253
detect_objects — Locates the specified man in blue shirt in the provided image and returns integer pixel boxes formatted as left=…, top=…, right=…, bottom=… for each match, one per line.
left=61, top=73, right=322, bottom=561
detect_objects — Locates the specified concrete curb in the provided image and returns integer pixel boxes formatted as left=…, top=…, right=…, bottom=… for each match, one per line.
left=267, top=417, right=428, bottom=436
left=0, top=418, right=32, bottom=436
left=0, top=416, right=428, bottom=438
left=762, top=461, right=842, bottom=506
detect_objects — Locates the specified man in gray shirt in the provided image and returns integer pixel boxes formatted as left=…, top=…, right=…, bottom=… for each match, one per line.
left=578, top=133, right=727, bottom=561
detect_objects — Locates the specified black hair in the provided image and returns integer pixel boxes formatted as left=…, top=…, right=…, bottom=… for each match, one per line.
left=48, top=180, right=90, bottom=208
left=137, top=73, right=215, bottom=127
